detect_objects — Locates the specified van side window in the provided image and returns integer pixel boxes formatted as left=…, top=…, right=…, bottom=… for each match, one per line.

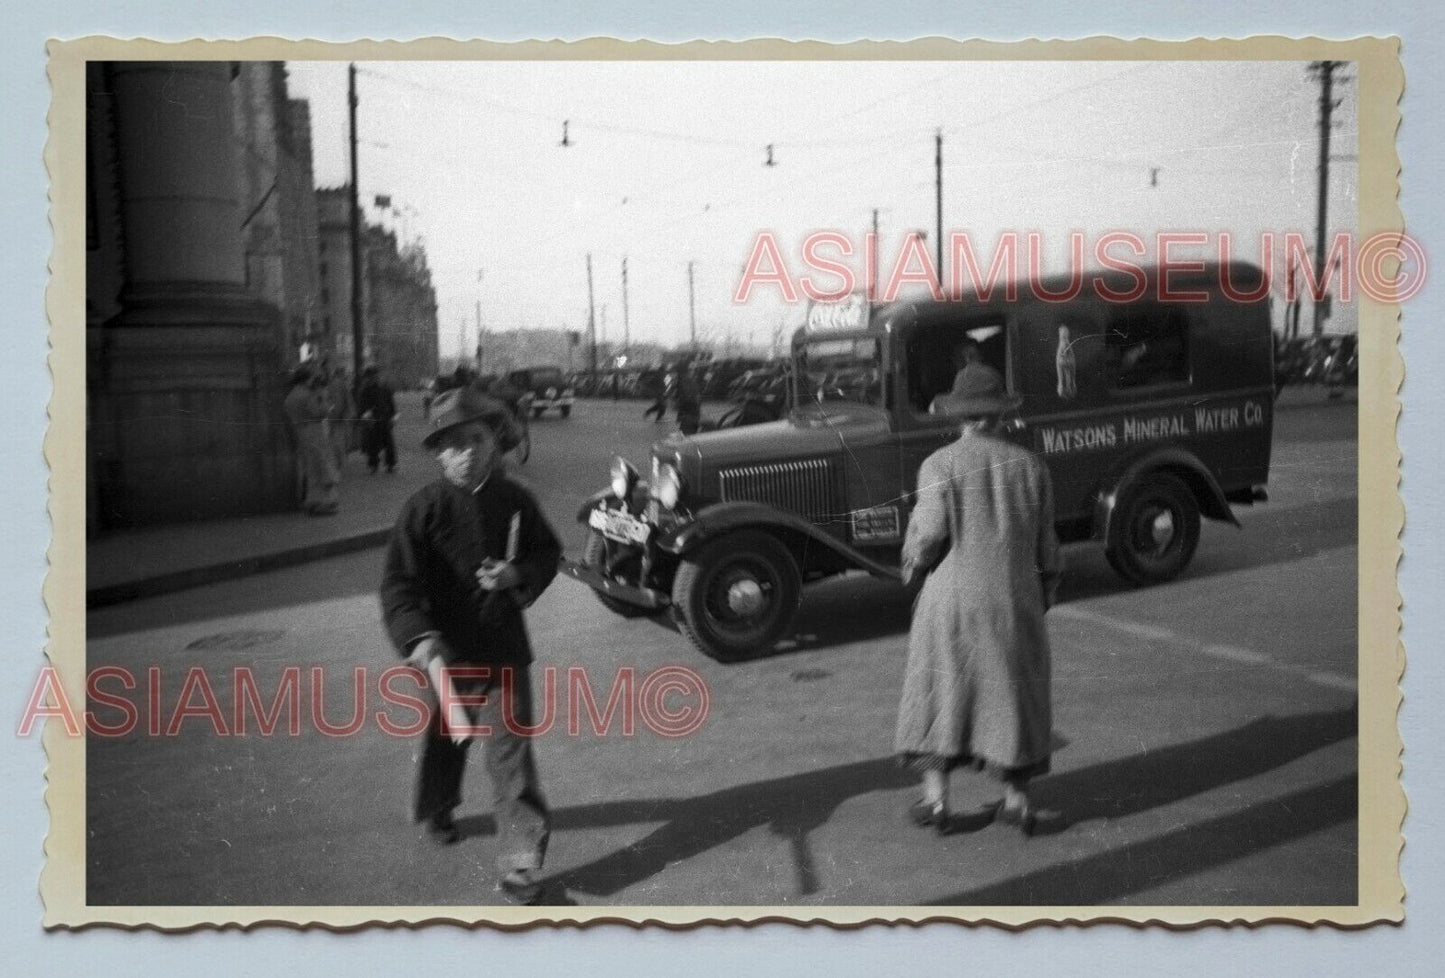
left=906, top=313, right=1009, bottom=415
left=1104, top=302, right=1190, bottom=391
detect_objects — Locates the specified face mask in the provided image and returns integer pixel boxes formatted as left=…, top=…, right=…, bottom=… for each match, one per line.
left=436, top=425, right=498, bottom=488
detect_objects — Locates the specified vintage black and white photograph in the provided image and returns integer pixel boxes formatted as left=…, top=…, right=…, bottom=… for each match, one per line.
left=47, top=37, right=1403, bottom=926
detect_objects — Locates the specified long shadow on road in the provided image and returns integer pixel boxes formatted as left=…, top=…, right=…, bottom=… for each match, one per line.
left=502, top=707, right=1353, bottom=902
left=926, top=775, right=1356, bottom=906
left=1030, top=705, right=1356, bottom=828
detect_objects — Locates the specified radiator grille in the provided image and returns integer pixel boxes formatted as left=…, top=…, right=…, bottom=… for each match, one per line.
left=718, top=458, right=839, bottom=524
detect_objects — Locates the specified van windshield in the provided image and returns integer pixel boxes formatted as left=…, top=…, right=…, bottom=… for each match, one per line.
left=797, top=337, right=882, bottom=405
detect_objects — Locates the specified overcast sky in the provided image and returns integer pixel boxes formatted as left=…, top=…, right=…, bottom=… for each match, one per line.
left=284, top=59, right=1358, bottom=357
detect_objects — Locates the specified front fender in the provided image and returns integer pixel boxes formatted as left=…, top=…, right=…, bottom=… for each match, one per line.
left=658, top=501, right=901, bottom=581
left=1093, top=446, right=1240, bottom=541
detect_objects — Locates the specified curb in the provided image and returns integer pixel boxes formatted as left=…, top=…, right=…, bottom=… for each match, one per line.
left=86, top=526, right=392, bottom=609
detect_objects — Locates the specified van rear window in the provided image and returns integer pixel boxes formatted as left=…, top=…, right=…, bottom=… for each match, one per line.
left=1104, top=303, right=1190, bottom=390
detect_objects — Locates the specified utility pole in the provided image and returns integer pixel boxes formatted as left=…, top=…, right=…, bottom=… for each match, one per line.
left=348, top=63, right=365, bottom=381
left=473, top=299, right=482, bottom=366
left=586, top=253, right=597, bottom=379
left=475, top=268, right=484, bottom=366
left=687, top=260, right=697, bottom=352
left=621, top=256, right=631, bottom=351
left=1309, top=61, right=1342, bottom=339
left=870, top=207, right=880, bottom=301
left=934, top=129, right=944, bottom=277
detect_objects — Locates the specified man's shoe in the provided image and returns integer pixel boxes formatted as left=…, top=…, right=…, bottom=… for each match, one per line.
left=426, top=812, right=460, bottom=845
left=499, top=868, right=542, bottom=905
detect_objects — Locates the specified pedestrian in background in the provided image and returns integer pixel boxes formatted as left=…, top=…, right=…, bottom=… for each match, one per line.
left=319, top=361, right=355, bottom=469
left=379, top=386, right=562, bottom=905
left=643, top=369, right=671, bottom=423
left=672, top=367, right=701, bottom=436
left=895, top=365, right=1062, bottom=835
left=357, top=365, right=399, bottom=474
left=282, top=363, right=340, bottom=516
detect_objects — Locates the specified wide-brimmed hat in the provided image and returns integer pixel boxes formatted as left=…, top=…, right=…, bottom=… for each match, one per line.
left=423, top=385, right=521, bottom=451
left=932, top=364, right=1022, bottom=417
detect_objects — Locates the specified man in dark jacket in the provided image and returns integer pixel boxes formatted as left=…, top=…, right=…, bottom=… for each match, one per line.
left=356, top=365, right=398, bottom=473
left=672, top=368, right=701, bottom=435
left=379, top=386, right=562, bottom=904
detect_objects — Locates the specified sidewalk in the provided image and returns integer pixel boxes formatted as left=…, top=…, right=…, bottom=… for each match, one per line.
left=87, top=393, right=436, bottom=608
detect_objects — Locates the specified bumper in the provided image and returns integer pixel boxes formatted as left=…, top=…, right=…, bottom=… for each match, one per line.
left=559, top=557, right=671, bottom=611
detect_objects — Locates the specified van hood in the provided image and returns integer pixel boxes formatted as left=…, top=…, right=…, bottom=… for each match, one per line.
left=652, top=404, right=891, bottom=471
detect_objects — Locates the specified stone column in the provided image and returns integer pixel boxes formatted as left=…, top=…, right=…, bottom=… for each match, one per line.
left=91, top=62, right=295, bottom=527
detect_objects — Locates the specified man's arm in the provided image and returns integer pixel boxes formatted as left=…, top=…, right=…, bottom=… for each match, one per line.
left=379, top=496, right=445, bottom=659
left=510, top=485, right=562, bottom=606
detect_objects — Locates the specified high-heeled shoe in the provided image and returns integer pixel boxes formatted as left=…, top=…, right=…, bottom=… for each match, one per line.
left=995, top=799, right=1037, bottom=837
left=907, top=799, right=948, bottom=833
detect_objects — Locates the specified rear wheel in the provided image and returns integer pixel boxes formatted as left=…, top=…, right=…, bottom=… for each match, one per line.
left=582, top=530, right=654, bottom=618
left=672, top=530, right=801, bottom=662
left=1105, top=473, right=1201, bottom=585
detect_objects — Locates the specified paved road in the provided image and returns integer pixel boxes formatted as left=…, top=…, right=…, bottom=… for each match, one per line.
left=85, top=394, right=1357, bottom=907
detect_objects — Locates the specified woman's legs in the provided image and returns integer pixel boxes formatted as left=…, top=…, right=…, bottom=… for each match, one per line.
left=922, top=768, right=948, bottom=810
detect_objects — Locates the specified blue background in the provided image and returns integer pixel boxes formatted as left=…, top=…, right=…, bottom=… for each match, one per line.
left=3, top=3, right=1439, bottom=973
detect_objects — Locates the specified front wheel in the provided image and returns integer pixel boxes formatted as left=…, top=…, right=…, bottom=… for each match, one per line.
left=560, top=405, right=571, bottom=418
left=1105, top=473, right=1201, bottom=585
left=672, top=530, right=801, bottom=662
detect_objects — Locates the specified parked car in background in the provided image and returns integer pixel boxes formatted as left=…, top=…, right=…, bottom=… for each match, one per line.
left=703, top=358, right=767, bottom=398
left=505, top=366, right=575, bottom=418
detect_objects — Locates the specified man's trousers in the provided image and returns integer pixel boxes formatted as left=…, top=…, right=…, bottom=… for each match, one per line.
left=412, top=664, right=550, bottom=873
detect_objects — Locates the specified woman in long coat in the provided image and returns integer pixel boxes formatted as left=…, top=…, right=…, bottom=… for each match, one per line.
left=895, top=364, right=1063, bottom=833
left=282, top=365, right=340, bottom=516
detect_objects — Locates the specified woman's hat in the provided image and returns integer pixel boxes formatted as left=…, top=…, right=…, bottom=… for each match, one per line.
left=932, top=364, right=1023, bottom=417
left=423, top=385, right=521, bottom=451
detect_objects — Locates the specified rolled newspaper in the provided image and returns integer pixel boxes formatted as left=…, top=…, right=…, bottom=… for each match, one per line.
left=427, top=655, right=473, bottom=746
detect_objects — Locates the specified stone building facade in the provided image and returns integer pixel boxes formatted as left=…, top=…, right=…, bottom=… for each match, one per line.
left=86, top=61, right=319, bottom=531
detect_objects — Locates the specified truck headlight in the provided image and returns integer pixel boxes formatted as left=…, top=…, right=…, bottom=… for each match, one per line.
left=611, top=456, right=639, bottom=500
left=653, top=462, right=683, bottom=508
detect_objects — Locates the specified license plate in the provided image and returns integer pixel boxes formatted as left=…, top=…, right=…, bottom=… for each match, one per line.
left=589, top=507, right=651, bottom=545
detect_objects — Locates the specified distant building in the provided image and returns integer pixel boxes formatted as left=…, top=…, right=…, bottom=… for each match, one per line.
left=232, top=63, right=322, bottom=361
left=366, top=226, right=440, bottom=388
left=315, top=187, right=355, bottom=369
left=316, top=187, right=439, bottom=388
